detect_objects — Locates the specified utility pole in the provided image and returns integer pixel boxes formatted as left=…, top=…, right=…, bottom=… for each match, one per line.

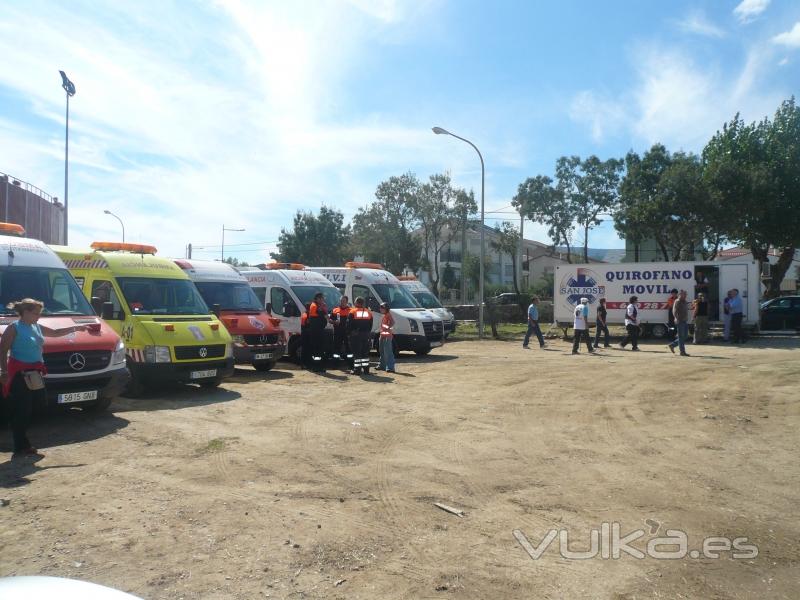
left=59, top=71, right=76, bottom=244
left=461, top=211, right=467, bottom=304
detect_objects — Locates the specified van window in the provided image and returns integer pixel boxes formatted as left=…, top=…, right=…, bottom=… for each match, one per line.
left=0, top=267, right=94, bottom=316
left=91, top=280, right=123, bottom=319
left=270, top=287, right=295, bottom=317
left=117, top=277, right=209, bottom=315
left=252, top=286, right=266, bottom=308
left=352, top=284, right=380, bottom=311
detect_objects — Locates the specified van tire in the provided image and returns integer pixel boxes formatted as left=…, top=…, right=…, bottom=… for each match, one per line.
left=414, top=347, right=431, bottom=356
left=392, top=340, right=401, bottom=358
left=288, top=338, right=303, bottom=363
left=123, top=361, right=147, bottom=398
left=200, top=377, right=223, bottom=389
left=650, top=324, right=669, bottom=339
left=84, top=396, right=112, bottom=412
left=253, top=360, right=274, bottom=372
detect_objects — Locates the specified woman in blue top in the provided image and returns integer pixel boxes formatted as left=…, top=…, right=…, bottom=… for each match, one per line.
left=0, top=298, right=88, bottom=458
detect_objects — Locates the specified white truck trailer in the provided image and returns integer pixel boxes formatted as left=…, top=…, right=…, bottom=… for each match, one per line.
left=554, top=260, right=762, bottom=338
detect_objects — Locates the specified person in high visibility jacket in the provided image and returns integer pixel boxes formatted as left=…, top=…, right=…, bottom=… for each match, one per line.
left=307, top=293, right=328, bottom=372
left=300, top=302, right=311, bottom=368
left=378, top=301, right=396, bottom=373
left=346, top=297, right=373, bottom=375
left=331, top=295, right=352, bottom=364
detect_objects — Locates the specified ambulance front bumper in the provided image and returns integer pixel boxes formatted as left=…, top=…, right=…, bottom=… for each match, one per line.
left=43, top=365, right=130, bottom=408
left=131, top=358, right=235, bottom=384
left=393, top=334, right=443, bottom=352
left=233, top=344, right=286, bottom=364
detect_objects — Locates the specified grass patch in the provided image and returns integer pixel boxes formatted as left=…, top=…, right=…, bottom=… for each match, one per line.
left=197, top=437, right=234, bottom=455
left=450, top=321, right=529, bottom=341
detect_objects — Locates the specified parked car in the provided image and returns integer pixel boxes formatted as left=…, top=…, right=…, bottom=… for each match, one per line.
left=760, top=295, right=800, bottom=330
left=488, top=293, right=525, bottom=305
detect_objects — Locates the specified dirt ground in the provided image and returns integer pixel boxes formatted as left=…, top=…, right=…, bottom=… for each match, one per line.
left=1, top=335, right=799, bottom=599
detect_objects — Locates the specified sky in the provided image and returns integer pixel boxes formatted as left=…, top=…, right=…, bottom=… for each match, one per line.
left=0, top=0, right=798, bottom=263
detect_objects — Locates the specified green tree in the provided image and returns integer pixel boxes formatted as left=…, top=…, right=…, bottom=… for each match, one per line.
left=571, top=155, right=624, bottom=263
left=441, top=263, right=457, bottom=291
left=351, top=173, right=421, bottom=273
left=513, top=175, right=575, bottom=262
left=223, top=257, right=249, bottom=267
left=489, top=222, right=521, bottom=294
left=271, top=205, right=351, bottom=265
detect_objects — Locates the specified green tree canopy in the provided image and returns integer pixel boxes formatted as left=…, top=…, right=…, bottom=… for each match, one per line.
left=271, top=205, right=351, bottom=266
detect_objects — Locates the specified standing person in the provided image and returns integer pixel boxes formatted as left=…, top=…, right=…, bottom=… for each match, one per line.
left=666, top=289, right=678, bottom=339
left=331, top=295, right=352, bottom=363
left=722, top=290, right=733, bottom=342
left=619, top=296, right=640, bottom=351
left=729, top=288, right=744, bottom=344
left=522, top=295, right=546, bottom=349
left=667, top=290, right=690, bottom=356
left=306, top=293, right=328, bottom=372
left=0, top=299, right=88, bottom=458
left=299, top=302, right=311, bottom=368
left=347, top=297, right=373, bottom=375
left=593, top=298, right=610, bottom=348
left=378, top=302, right=396, bottom=373
left=693, top=293, right=709, bottom=344
left=571, top=298, right=594, bottom=355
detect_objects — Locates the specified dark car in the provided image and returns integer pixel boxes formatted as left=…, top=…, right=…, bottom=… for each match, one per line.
left=760, top=296, right=800, bottom=330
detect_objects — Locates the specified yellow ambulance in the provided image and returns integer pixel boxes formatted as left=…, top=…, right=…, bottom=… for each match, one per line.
left=53, top=242, right=234, bottom=395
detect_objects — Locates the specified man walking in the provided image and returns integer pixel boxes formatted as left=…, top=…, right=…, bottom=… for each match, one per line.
left=666, top=289, right=678, bottom=339
left=667, top=290, right=690, bottom=356
left=522, top=295, right=546, bottom=349
left=593, top=297, right=610, bottom=348
left=619, top=296, right=640, bottom=351
left=729, top=288, right=744, bottom=344
left=571, top=298, right=594, bottom=355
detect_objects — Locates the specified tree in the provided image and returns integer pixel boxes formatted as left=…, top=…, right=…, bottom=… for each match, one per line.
left=351, top=173, right=421, bottom=273
left=271, top=205, right=351, bottom=265
left=412, top=173, right=477, bottom=296
left=489, top=222, right=521, bottom=294
left=223, top=257, right=249, bottom=267
left=513, top=175, right=575, bottom=262
left=442, top=263, right=457, bottom=291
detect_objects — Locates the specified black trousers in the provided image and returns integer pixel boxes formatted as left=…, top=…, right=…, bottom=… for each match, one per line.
left=7, top=374, right=45, bottom=452
left=572, top=329, right=593, bottom=353
left=333, top=326, right=349, bottom=359
left=348, top=331, right=371, bottom=370
left=620, top=324, right=639, bottom=349
left=307, top=328, right=326, bottom=370
left=731, top=313, right=744, bottom=343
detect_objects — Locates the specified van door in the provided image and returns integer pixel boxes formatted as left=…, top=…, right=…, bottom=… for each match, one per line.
left=269, top=286, right=301, bottom=336
left=719, top=264, right=749, bottom=321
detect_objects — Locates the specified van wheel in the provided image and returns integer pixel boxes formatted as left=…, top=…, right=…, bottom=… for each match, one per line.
left=253, top=361, right=274, bottom=372
left=288, top=339, right=303, bottom=363
left=200, top=377, right=223, bottom=389
left=414, top=347, right=431, bottom=356
left=392, top=340, right=401, bottom=358
left=650, top=324, right=669, bottom=339
left=84, top=396, right=112, bottom=412
left=123, top=362, right=147, bottom=398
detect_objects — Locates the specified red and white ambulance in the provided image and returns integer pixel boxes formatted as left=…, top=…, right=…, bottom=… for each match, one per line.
left=0, top=224, right=128, bottom=410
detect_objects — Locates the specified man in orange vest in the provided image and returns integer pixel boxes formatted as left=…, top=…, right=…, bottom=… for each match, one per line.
left=331, top=295, right=352, bottom=365
left=307, top=293, right=328, bottom=372
left=346, top=297, right=373, bottom=375
left=300, top=302, right=311, bottom=368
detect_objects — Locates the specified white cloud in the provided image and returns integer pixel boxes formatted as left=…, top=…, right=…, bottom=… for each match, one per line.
left=772, top=22, right=800, bottom=48
left=568, top=91, right=626, bottom=143
left=676, top=11, right=726, bottom=38
left=733, top=0, right=770, bottom=24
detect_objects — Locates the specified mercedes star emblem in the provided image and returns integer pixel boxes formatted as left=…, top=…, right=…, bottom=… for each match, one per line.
left=69, top=353, right=86, bottom=371
left=198, top=347, right=208, bottom=358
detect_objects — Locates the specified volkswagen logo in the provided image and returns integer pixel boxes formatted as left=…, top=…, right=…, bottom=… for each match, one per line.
left=198, top=347, right=208, bottom=358
left=68, top=353, right=86, bottom=371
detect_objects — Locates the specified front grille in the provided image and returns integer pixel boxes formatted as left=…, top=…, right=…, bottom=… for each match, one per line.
left=244, top=333, right=279, bottom=346
left=422, top=320, right=444, bottom=341
left=45, top=376, right=112, bottom=393
left=174, top=344, right=226, bottom=360
left=44, top=350, right=112, bottom=374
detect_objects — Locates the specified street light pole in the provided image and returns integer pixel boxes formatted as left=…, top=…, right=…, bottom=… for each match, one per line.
left=432, top=126, right=486, bottom=339
left=222, top=224, right=245, bottom=262
left=59, top=71, right=76, bottom=245
left=103, top=210, right=125, bottom=242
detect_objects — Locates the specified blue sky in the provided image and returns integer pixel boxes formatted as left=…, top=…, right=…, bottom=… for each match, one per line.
left=0, top=0, right=798, bottom=262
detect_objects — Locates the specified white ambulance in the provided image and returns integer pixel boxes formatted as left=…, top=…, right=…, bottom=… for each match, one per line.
left=238, top=264, right=341, bottom=360
left=397, top=276, right=456, bottom=338
left=554, top=260, right=762, bottom=338
left=309, top=263, right=444, bottom=355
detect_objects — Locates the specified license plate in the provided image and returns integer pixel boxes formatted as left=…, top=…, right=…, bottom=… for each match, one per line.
left=190, top=369, right=217, bottom=379
left=58, top=390, right=98, bottom=404
left=254, top=353, right=273, bottom=360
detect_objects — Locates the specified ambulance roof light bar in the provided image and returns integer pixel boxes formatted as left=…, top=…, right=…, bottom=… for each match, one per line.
left=0, top=222, right=26, bottom=237
left=344, top=261, right=384, bottom=269
left=91, top=241, right=158, bottom=255
left=396, top=275, right=417, bottom=281
left=264, top=262, right=306, bottom=270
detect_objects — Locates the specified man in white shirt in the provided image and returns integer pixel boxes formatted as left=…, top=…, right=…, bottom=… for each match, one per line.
left=619, top=295, right=640, bottom=351
left=571, top=297, right=594, bottom=354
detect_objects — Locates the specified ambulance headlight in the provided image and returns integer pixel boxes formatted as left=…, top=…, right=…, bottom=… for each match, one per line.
left=144, top=345, right=172, bottom=363
left=112, top=340, right=126, bottom=365
left=408, top=318, right=419, bottom=332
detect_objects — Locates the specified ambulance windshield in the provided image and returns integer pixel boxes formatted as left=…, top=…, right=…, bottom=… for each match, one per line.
left=117, top=277, right=210, bottom=315
left=194, top=282, right=262, bottom=312
left=372, top=284, right=421, bottom=309
left=411, top=290, right=443, bottom=309
left=0, top=267, right=94, bottom=316
left=291, top=286, right=341, bottom=310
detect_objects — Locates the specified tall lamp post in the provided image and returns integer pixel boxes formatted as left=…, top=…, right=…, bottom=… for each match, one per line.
left=103, top=210, right=125, bottom=242
left=432, top=126, right=486, bottom=339
left=59, top=70, right=76, bottom=245
left=222, top=225, right=245, bottom=262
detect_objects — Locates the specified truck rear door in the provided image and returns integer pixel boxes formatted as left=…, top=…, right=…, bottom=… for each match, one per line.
left=719, top=264, right=749, bottom=321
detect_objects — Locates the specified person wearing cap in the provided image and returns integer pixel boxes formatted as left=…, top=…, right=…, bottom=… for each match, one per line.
left=571, top=298, right=594, bottom=355
left=667, top=290, right=690, bottom=356
left=619, top=296, right=640, bottom=350
left=522, top=295, right=546, bottom=349
left=378, top=302, right=396, bottom=373
left=693, top=292, right=709, bottom=344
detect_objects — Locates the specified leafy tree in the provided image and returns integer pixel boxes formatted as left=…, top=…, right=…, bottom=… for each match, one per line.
left=271, top=205, right=351, bottom=265
left=442, top=263, right=457, bottom=291
left=223, top=257, right=249, bottom=267
left=462, top=253, right=494, bottom=292
left=570, top=155, right=624, bottom=263
left=489, top=222, right=521, bottom=294
left=412, top=173, right=477, bottom=296
left=513, top=175, right=575, bottom=262
left=351, top=173, right=421, bottom=273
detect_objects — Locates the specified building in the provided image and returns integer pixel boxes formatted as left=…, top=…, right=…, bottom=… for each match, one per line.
left=622, top=237, right=704, bottom=263
left=716, top=247, right=800, bottom=294
left=0, top=172, right=65, bottom=244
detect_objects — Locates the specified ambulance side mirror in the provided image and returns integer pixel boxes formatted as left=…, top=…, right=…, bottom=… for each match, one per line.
left=91, top=296, right=103, bottom=316
left=265, top=302, right=273, bottom=314
left=101, top=302, right=115, bottom=321
left=211, top=303, right=221, bottom=318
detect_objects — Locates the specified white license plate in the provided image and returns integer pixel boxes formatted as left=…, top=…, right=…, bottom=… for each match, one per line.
left=58, top=390, right=98, bottom=404
left=254, top=353, right=273, bottom=360
left=190, top=369, right=217, bottom=379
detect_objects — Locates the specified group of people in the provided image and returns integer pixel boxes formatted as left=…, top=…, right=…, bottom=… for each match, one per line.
left=300, top=294, right=396, bottom=375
